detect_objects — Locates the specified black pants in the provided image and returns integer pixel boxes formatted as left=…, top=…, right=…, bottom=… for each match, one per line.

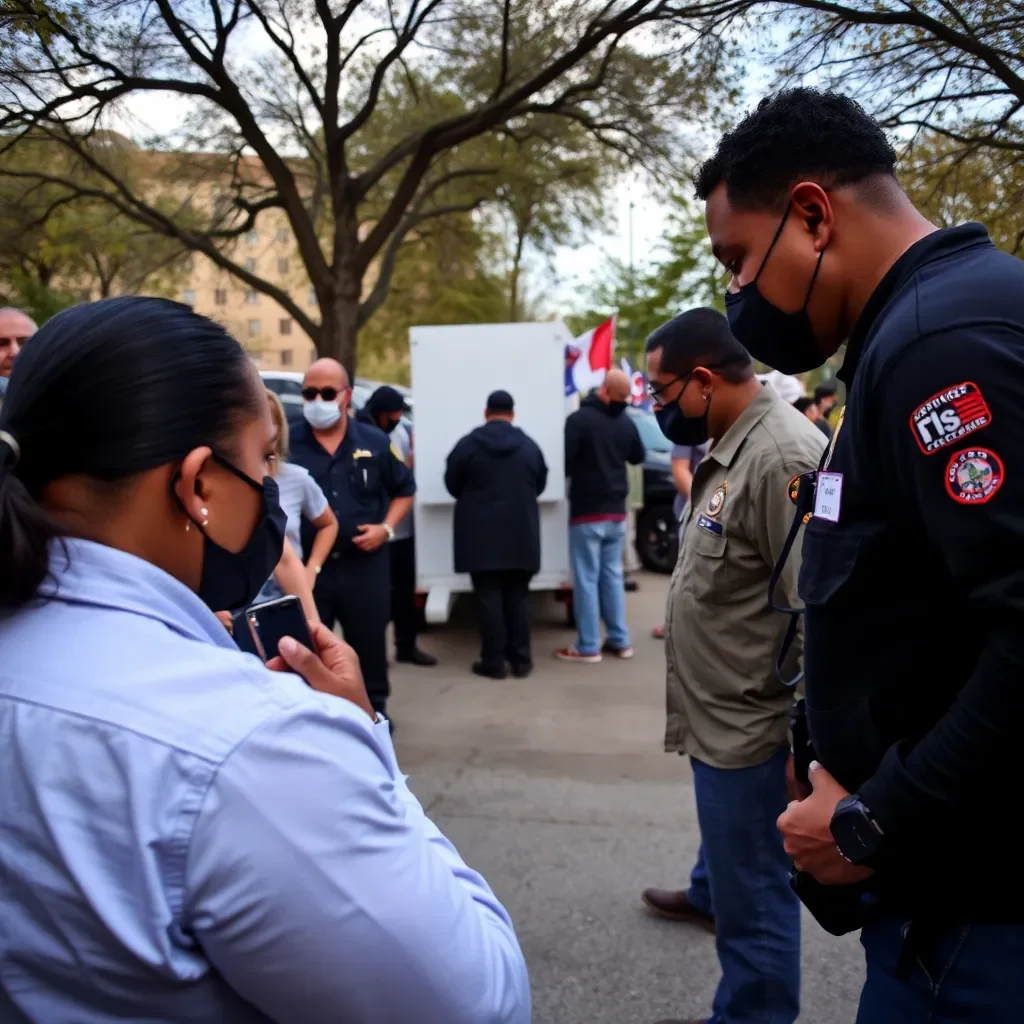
left=470, top=570, right=533, bottom=674
left=314, top=550, right=391, bottom=713
left=389, top=536, right=418, bottom=657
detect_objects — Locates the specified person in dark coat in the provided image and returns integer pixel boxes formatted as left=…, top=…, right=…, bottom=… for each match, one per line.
left=445, top=390, right=548, bottom=680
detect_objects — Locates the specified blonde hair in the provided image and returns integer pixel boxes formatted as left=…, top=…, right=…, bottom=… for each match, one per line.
left=265, top=389, right=290, bottom=470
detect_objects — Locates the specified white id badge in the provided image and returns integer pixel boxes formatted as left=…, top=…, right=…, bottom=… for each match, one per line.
left=814, top=471, right=843, bottom=523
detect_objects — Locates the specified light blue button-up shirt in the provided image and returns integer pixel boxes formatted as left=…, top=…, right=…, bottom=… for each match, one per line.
left=0, top=539, right=530, bottom=1023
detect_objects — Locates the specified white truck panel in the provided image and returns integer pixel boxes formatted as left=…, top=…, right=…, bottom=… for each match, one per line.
left=410, top=322, right=572, bottom=620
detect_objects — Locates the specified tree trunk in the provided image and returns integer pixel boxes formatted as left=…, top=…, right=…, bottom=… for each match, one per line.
left=320, top=288, right=361, bottom=377
left=508, top=226, right=527, bottom=322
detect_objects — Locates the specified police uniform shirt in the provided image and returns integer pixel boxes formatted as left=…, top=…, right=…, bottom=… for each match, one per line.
left=800, top=223, right=1024, bottom=917
left=665, top=385, right=826, bottom=768
left=290, top=416, right=415, bottom=555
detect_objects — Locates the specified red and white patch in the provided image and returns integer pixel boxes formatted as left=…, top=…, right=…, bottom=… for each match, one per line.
left=945, top=447, right=1004, bottom=505
left=910, top=382, right=991, bottom=455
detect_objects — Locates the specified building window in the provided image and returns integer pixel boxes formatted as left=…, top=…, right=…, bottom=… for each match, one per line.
left=214, top=288, right=227, bottom=306
left=308, top=288, right=318, bottom=307
left=280, top=349, right=293, bottom=367
left=244, top=257, right=256, bottom=273
left=247, top=319, right=261, bottom=338
left=246, top=289, right=258, bottom=304
left=277, top=257, right=289, bottom=274
left=183, top=289, right=196, bottom=307
left=245, top=229, right=258, bottom=245
left=310, top=347, right=317, bottom=363
left=276, top=228, right=289, bottom=243
left=279, top=318, right=293, bottom=336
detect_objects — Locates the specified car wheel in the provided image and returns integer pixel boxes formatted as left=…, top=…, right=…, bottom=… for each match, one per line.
left=636, top=503, right=679, bottom=574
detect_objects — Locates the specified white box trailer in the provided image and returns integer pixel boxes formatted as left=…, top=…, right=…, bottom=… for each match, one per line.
left=410, top=321, right=572, bottom=624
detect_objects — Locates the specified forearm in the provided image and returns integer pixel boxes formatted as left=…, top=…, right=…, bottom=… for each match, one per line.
left=672, top=462, right=694, bottom=499
left=385, top=495, right=413, bottom=529
left=859, top=625, right=1024, bottom=839
left=273, top=543, right=320, bottom=624
left=306, top=524, right=337, bottom=573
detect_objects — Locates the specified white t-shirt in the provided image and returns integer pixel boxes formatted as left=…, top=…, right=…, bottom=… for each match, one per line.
left=275, top=462, right=329, bottom=556
left=389, top=423, right=414, bottom=541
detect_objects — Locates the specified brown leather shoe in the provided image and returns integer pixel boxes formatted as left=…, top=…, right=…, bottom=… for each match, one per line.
left=641, top=888, right=716, bottom=933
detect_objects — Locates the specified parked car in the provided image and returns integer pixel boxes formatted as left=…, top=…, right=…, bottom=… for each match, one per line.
left=626, top=407, right=679, bottom=574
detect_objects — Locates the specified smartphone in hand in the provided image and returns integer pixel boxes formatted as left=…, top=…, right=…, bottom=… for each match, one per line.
left=241, top=595, right=314, bottom=663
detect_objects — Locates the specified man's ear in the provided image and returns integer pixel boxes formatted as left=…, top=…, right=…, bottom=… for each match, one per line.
left=790, top=181, right=834, bottom=250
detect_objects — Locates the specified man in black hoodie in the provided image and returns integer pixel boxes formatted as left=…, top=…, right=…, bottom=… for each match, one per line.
left=445, top=390, right=548, bottom=679
left=557, top=368, right=645, bottom=664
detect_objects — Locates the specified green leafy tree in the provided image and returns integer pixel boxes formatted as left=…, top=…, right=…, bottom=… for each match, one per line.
left=761, top=0, right=1024, bottom=161
left=568, top=193, right=722, bottom=364
left=0, top=0, right=733, bottom=373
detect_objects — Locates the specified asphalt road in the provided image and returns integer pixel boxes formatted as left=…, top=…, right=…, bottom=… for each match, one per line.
left=390, top=572, right=864, bottom=1024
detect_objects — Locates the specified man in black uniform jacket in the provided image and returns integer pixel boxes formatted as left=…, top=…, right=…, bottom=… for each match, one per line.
left=693, top=88, right=1024, bottom=1022
left=290, top=359, right=414, bottom=717
left=445, top=390, right=548, bottom=680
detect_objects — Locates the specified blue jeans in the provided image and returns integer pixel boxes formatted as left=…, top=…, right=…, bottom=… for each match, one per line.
left=856, top=915, right=1024, bottom=1022
left=569, top=519, right=630, bottom=655
left=685, top=746, right=801, bottom=1024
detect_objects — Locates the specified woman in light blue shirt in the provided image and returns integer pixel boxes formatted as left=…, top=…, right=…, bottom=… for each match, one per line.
left=0, top=297, right=530, bottom=1024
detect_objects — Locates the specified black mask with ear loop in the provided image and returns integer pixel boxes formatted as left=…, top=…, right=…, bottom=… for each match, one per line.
left=724, top=203, right=828, bottom=375
left=172, top=452, right=286, bottom=612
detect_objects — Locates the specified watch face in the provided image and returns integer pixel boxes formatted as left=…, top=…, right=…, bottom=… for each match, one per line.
left=831, top=800, right=883, bottom=865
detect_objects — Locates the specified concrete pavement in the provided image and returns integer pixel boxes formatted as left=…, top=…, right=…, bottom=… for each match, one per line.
left=390, top=572, right=864, bottom=1024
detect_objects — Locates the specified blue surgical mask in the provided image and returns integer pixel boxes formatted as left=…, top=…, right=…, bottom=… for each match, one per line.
left=724, top=204, right=827, bottom=375
left=303, top=398, right=341, bottom=430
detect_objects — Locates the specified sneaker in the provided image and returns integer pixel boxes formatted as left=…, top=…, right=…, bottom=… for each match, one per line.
left=554, top=646, right=602, bottom=664
left=601, top=642, right=635, bottom=659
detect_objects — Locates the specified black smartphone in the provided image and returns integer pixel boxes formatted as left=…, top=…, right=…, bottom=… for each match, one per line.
left=242, top=595, right=314, bottom=663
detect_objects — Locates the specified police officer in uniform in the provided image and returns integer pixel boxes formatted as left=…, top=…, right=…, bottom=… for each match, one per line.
left=697, top=87, right=1024, bottom=1021
left=290, top=359, right=414, bottom=717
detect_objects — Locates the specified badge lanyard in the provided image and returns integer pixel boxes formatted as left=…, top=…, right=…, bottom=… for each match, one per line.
left=767, top=435, right=835, bottom=687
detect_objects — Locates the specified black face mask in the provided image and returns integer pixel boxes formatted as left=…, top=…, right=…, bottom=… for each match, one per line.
left=173, top=453, right=286, bottom=612
left=655, top=376, right=710, bottom=446
left=606, top=400, right=629, bottom=416
left=378, top=416, right=400, bottom=435
left=724, top=204, right=827, bottom=375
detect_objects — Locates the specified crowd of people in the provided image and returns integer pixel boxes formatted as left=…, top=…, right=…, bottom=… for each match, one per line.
left=3, top=84, right=1024, bottom=1024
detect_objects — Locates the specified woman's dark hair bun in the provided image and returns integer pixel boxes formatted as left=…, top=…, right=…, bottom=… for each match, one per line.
left=0, top=296, right=259, bottom=608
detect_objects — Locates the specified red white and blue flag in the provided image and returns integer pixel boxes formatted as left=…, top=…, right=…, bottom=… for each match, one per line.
left=565, top=317, right=614, bottom=396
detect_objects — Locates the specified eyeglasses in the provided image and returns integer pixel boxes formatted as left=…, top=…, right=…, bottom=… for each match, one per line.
left=646, top=375, right=688, bottom=402
left=0, top=335, right=30, bottom=349
left=302, top=386, right=341, bottom=401
left=646, top=357, right=747, bottom=401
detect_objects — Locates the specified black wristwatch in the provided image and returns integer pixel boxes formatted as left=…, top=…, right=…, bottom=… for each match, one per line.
left=830, top=794, right=885, bottom=866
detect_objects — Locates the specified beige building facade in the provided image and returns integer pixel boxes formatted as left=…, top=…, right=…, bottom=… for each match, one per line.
left=179, top=210, right=320, bottom=372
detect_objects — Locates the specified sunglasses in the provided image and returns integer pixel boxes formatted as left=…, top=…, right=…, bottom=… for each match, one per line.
left=302, top=386, right=343, bottom=401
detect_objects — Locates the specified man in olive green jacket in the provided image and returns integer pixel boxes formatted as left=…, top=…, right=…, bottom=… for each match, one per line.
left=641, top=308, right=826, bottom=1024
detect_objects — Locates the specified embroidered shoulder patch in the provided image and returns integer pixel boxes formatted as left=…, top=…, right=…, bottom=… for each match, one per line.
left=945, top=447, right=1004, bottom=505
left=910, top=382, right=991, bottom=455
left=788, top=475, right=801, bottom=505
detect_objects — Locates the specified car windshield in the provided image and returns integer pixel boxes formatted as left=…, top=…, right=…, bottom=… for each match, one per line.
left=629, top=409, right=672, bottom=453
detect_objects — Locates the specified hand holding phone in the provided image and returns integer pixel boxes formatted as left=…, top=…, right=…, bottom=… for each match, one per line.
left=266, top=621, right=373, bottom=718
left=243, top=595, right=314, bottom=662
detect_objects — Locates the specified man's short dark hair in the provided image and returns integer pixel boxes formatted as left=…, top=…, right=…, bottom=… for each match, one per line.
left=486, top=389, right=514, bottom=413
left=645, top=307, right=753, bottom=383
left=813, top=380, right=838, bottom=404
left=694, top=88, right=898, bottom=211
left=793, top=396, right=815, bottom=414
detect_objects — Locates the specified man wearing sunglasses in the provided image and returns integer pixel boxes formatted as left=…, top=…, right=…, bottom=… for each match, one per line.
left=643, top=307, right=824, bottom=1024
left=290, top=359, right=415, bottom=719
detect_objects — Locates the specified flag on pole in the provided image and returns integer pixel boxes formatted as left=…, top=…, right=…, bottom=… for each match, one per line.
left=565, top=317, right=614, bottom=396
left=619, top=356, right=651, bottom=410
